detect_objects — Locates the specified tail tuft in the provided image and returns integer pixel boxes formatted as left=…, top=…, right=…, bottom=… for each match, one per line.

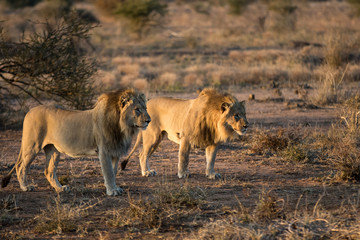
left=1, top=175, right=11, bottom=188
left=120, top=160, right=128, bottom=171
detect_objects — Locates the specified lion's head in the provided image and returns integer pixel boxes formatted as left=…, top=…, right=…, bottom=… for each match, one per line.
left=185, top=88, right=248, bottom=148
left=94, top=88, right=151, bottom=150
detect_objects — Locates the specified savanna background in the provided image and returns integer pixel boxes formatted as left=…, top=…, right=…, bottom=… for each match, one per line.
left=1, top=0, right=360, bottom=239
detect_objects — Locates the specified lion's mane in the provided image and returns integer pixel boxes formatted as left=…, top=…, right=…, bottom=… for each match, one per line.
left=184, top=88, right=239, bottom=148
left=93, top=89, right=146, bottom=156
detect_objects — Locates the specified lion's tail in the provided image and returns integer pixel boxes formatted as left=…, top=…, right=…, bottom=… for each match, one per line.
left=1, top=150, right=22, bottom=188
left=121, top=132, right=142, bottom=171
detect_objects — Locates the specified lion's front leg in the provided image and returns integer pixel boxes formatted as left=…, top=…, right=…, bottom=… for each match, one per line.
left=99, top=150, right=123, bottom=196
left=112, top=157, right=119, bottom=176
left=178, top=138, right=191, bottom=178
left=205, top=145, right=221, bottom=179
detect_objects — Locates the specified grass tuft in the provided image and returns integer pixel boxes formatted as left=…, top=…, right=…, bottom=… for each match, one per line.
left=33, top=194, right=97, bottom=234
left=108, top=183, right=207, bottom=231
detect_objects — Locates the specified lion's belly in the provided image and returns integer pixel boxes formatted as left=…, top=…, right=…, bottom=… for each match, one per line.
left=44, top=132, right=98, bottom=158
left=167, top=131, right=181, bottom=144
left=53, top=144, right=98, bottom=158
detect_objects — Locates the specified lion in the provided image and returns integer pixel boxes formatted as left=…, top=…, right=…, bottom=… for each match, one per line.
left=120, top=88, right=248, bottom=179
left=1, top=89, right=151, bottom=196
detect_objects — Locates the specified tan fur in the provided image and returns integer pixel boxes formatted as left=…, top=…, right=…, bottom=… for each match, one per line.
left=121, top=88, right=248, bottom=179
left=1, top=89, right=151, bottom=196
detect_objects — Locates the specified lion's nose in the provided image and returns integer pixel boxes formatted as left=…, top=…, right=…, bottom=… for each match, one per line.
left=146, top=119, right=151, bottom=124
left=243, top=124, right=248, bottom=129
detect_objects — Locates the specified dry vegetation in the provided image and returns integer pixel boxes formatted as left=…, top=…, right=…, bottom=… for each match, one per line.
left=1, top=0, right=360, bottom=239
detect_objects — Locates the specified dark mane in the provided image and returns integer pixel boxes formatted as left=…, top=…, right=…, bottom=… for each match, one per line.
left=186, top=88, right=238, bottom=148
left=93, top=88, right=139, bottom=155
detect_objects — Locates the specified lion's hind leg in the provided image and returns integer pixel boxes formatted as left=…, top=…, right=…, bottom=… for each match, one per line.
left=139, top=131, right=164, bottom=177
left=44, top=145, right=69, bottom=192
left=16, top=147, right=39, bottom=192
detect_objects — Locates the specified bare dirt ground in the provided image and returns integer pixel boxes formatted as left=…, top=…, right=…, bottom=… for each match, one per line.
left=1, top=89, right=359, bottom=239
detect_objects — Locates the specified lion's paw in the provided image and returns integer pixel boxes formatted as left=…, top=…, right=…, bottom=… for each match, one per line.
left=106, top=187, right=124, bottom=196
left=20, top=185, right=35, bottom=192
left=61, top=185, right=70, bottom=192
left=178, top=171, right=191, bottom=179
left=143, top=170, right=157, bottom=177
left=207, top=173, right=221, bottom=180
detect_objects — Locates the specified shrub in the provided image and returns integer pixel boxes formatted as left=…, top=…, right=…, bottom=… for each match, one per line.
left=281, top=144, right=309, bottom=163
left=114, top=0, right=167, bottom=37
left=4, top=0, right=42, bottom=9
left=267, top=0, right=297, bottom=32
left=250, top=128, right=294, bottom=156
left=227, top=0, right=254, bottom=15
left=249, top=127, right=313, bottom=163
left=347, top=0, right=360, bottom=16
left=0, top=13, right=97, bottom=111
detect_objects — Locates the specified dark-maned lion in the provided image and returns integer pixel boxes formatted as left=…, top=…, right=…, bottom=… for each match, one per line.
left=2, top=89, right=151, bottom=196
left=121, top=88, right=248, bottom=179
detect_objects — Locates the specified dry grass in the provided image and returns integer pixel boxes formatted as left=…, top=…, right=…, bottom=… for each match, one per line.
left=249, top=127, right=303, bottom=155
left=253, top=190, right=285, bottom=222
left=33, top=194, right=99, bottom=234
left=72, top=0, right=360, bottom=93
left=310, top=97, right=360, bottom=182
left=248, top=126, right=320, bottom=164
left=192, top=192, right=360, bottom=239
left=312, top=63, right=348, bottom=105
left=107, top=182, right=207, bottom=232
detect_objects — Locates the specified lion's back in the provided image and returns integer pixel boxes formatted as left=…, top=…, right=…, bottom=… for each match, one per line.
left=147, top=97, right=192, bottom=128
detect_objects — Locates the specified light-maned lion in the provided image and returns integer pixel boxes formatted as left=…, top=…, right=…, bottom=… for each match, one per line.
left=121, top=88, right=248, bottom=179
left=1, top=89, right=151, bottom=196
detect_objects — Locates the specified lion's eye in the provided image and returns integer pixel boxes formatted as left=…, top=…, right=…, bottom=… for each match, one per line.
left=234, top=114, right=240, bottom=121
left=135, top=108, right=141, bottom=114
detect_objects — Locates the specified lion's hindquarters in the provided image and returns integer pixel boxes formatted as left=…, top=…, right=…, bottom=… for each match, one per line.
left=14, top=108, right=47, bottom=191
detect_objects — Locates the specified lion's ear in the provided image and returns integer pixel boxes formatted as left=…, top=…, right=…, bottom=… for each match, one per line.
left=119, top=95, right=132, bottom=109
left=221, top=102, right=230, bottom=113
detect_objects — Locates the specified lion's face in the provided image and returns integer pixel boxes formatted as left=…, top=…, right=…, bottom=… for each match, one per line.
left=220, top=100, right=248, bottom=137
left=121, top=93, right=151, bottom=130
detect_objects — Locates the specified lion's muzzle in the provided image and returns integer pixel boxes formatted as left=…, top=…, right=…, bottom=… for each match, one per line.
left=136, top=117, right=151, bottom=130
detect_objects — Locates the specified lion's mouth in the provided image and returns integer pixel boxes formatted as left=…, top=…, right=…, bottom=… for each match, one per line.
left=135, top=122, right=149, bottom=130
left=234, top=128, right=247, bottom=135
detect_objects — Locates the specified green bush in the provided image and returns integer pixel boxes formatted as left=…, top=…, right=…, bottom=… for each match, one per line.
left=114, top=0, right=167, bottom=37
left=347, top=0, right=360, bottom=16
left=4, top=0, right=42, bottom=9
left=267, top=0, right=297, bottom=32
left=227, top=0, right=254, bottom=15
left=282, top=144, right=309, bottom=163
